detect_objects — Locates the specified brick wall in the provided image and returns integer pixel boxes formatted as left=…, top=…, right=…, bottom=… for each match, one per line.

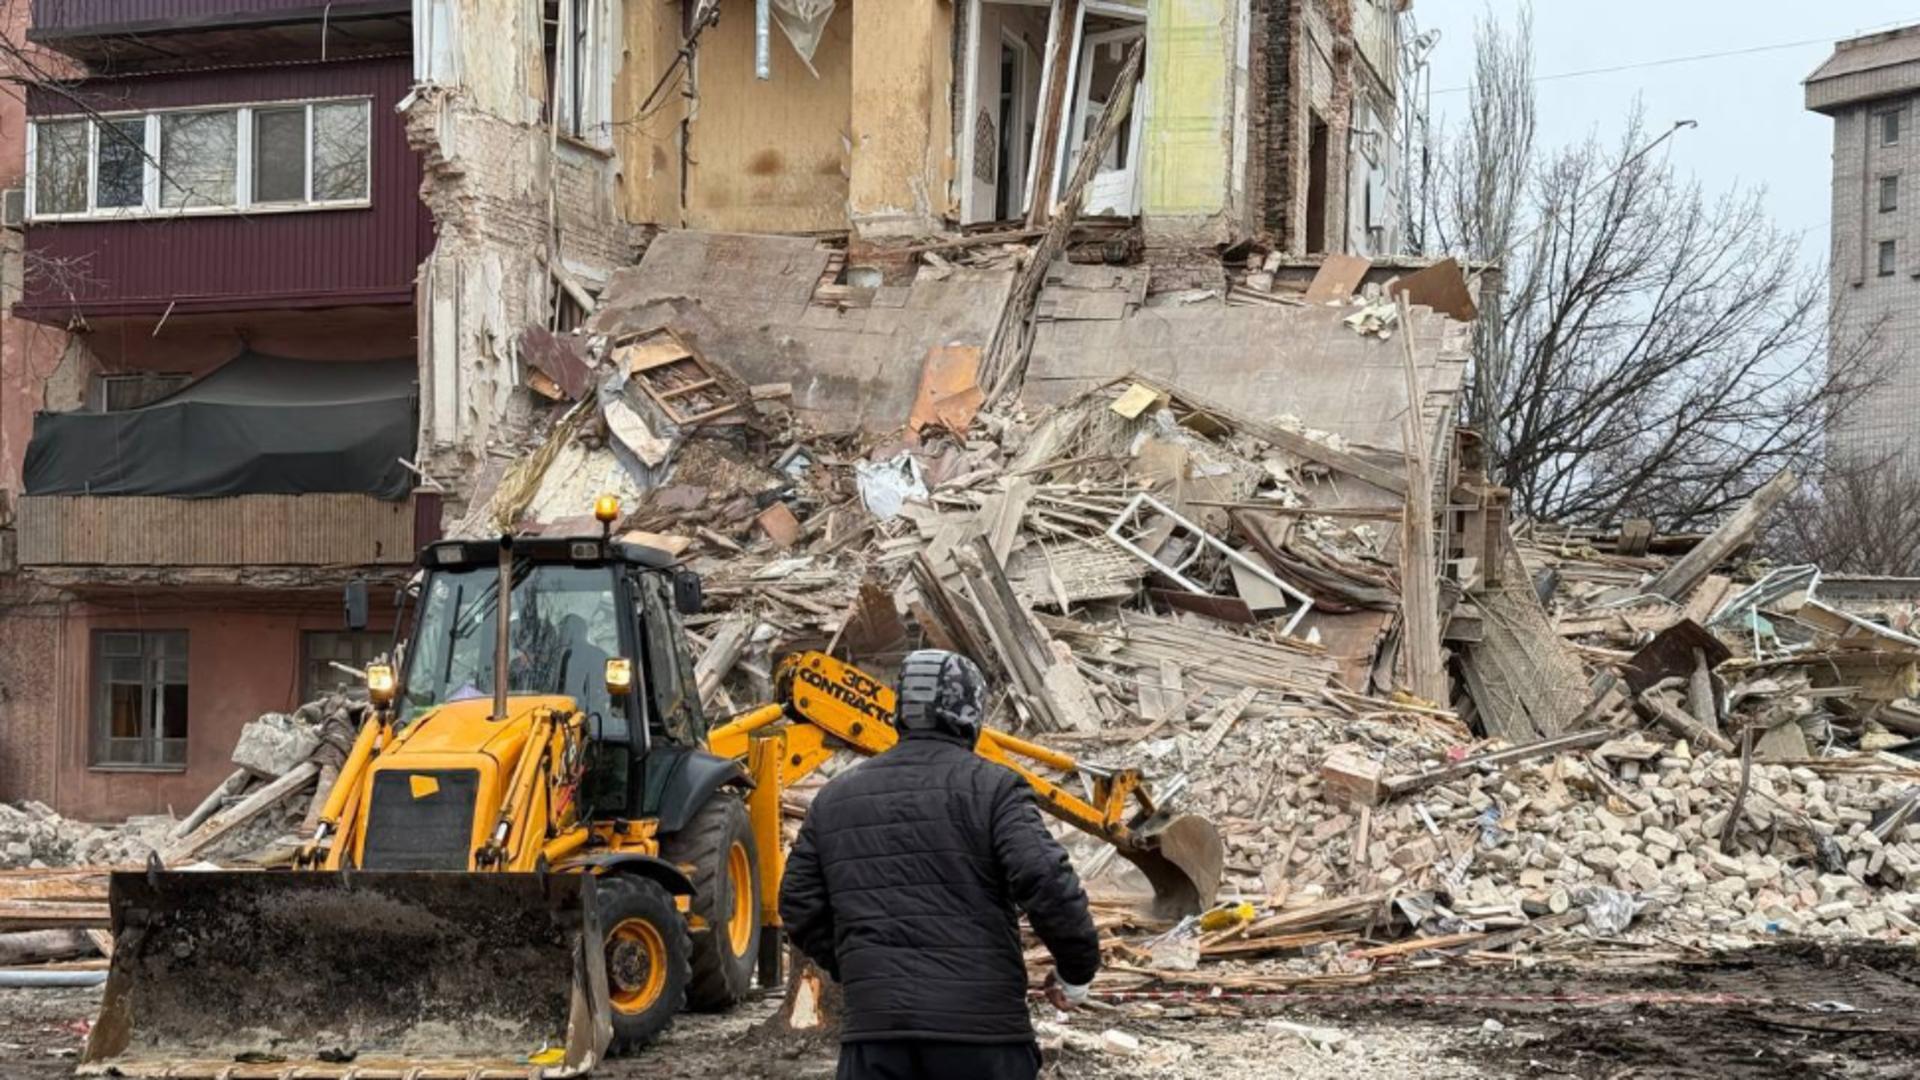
left=408, top=88, right=641, bottom=502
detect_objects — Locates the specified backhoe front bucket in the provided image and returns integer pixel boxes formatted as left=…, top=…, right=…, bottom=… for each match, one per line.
left=81, top=871, right=610, bottom=1080
left=1118, top=813, right=1226, bottom=920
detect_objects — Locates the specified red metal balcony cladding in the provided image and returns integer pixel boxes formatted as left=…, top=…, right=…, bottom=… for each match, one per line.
left=29, top=0, right=405, bottom=39
left=18, top=54, right=430, bottom=321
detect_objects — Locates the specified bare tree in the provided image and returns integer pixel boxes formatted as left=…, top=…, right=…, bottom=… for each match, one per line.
left=1426, top=7, right=1533, bottom=447
left=1417, top=11, right=1882, bottom=530
left=1767, top=456, right=1920, bottom=576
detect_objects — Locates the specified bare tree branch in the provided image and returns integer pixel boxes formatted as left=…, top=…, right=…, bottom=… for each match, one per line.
left=1412, top=11, right=1886, bottom=531
left=1767, top=454, right=1920, bottom=576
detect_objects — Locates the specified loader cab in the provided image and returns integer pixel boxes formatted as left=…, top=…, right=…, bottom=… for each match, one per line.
left=396, top=534, right=709, bottom=817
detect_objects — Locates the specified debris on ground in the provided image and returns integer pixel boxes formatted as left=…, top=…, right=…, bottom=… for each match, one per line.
left=7, top=253, right=1920, bottom=1024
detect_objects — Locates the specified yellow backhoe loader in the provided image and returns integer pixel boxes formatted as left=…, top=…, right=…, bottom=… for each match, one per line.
left=80, top=500, right=1222, bottom=1079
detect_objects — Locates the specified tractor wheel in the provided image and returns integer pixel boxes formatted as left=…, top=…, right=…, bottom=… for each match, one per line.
left=660, top=795, right=762, bottom=1011
left=598, top=874, right=691, bottom=1055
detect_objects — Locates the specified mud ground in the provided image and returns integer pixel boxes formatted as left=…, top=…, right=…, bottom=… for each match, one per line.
left=4, top=943, right=1913, bottom=1079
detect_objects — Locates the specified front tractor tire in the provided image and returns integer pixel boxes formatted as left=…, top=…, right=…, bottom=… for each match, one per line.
left=598, top=874, right=691, bottom=1055
left=660, top=795, right=762, bottom=1011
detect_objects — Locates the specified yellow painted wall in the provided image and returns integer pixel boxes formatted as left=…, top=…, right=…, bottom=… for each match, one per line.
left=1142, top=0, right=1232, bottom=231
left=616, top=0, right=855, bottom=232
left=612, top=0, right=684, bottom=226
left=849, top=0, right=954, bottom=235
left=613, top=0, right=958, bottom=236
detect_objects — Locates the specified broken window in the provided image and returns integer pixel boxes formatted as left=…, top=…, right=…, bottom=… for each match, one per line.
left=93, top=630, right=189, bottom=769
left=1881, top=175, right=1899, bottom=214
left=1879, top=239, right=1897, bottom=277
left=302, top=630, right=387, bottom=704
left=29, top=99, right=371, bottom=220
left=546, top=0, right=609, bottom=145
left=1881, top=107, right=1902, bottom=147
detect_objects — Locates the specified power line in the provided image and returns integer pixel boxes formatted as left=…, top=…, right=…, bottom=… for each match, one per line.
left=1430, top=22, right=1914, bottom=96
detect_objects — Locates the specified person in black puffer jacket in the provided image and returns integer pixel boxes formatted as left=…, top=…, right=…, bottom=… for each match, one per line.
left=779, top=649, right=1101, bottom=1080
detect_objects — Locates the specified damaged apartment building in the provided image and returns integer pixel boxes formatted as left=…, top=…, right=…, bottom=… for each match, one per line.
left=0, top=0, right=1413, bottom=818
left=412, top=0, right=1412, bottom=476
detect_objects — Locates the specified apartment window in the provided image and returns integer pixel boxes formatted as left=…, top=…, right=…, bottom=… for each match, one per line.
left=96, top=117, right=146, bottom=210
left=1879, top=239, right=1897, bottom=277
left=1882, top=175, right=1901, bottom=213
left=93, top=631, right=189, bottom=768
left=32, top=119, right=88, bottom=215
left=1881, top=108, right=1903, bottom=147
left=91, top=372, right=190, bottom=412
left=27, top=98, right=371, bottom=221
left=302, top=631, right=387, bottom=704
left=545, top=0, right=609, bottom=145
left=159, top=110, right=237, bottom=208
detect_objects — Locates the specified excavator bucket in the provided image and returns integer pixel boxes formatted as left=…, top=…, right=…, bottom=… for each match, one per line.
left=81, top=870, right=610, bottom=1080
left=1117, top=813, right=1226, bottom=920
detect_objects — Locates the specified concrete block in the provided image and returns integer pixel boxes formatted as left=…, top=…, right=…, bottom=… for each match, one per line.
left=231, top=713, right=320, bottom=778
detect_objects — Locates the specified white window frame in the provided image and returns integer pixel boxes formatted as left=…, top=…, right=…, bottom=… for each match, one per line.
left=553, top=0, right=614, bottom=149
left=25, top=95, right=374, bottom=223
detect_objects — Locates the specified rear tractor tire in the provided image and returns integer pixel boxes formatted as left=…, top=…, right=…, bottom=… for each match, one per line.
left=660, top=795, right=762, bottom=1011
left=598, top=874, right=691, bottom=1056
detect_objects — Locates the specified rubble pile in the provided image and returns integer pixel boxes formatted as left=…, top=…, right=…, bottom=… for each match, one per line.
left=0, top=692, right=367, bottom=874
left=0, top=802, right=171, bottom=870
left=473, top=264, right=1920, bottom=989
left=11, top=256, right=1920, bottom=994
left=1170, top=711, right=1920, bottom=971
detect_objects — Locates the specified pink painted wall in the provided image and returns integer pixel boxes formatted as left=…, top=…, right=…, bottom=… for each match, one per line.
left=0, top=592, right=392, bottom=822
left=0, top=1, right=74, bottom=499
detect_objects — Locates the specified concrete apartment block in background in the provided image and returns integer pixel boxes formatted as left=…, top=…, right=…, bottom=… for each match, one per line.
left=1808, top=25, right=1920, bottom=471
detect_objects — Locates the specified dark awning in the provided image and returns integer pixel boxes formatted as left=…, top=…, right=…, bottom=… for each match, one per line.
left=23, top=352, right=417, bottom=500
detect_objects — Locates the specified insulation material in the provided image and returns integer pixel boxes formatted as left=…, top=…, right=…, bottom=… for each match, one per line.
left=772, top=0, right=837, bottom=76
left=854, top=453, right=928, bottom=521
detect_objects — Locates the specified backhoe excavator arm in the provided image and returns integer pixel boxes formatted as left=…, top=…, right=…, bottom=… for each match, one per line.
left=705, top=651, right=1222, bottom=920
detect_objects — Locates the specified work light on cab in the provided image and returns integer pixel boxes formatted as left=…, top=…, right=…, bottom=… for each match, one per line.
left=605, top=657, right=634, bottom=698
left=365, top=663, right=396, bottom=705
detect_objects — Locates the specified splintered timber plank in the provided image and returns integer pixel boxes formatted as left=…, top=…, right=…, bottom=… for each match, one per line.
left=1039, top=611, right=1338, bottom=696
left=1465, top=537, right=1591, bottom=742
left=0, top=902, right=110, bottom=931
left=1196, top=687, right=1262, bottom=758
left=161, top=762, right=320, bottom=864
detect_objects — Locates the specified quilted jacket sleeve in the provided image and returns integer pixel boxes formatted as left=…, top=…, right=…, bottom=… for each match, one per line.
left=778, top=810, right=840, bottom=980
left=988, top=775, right=1101, bottom=986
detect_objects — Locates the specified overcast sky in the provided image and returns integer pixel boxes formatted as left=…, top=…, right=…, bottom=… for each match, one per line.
left=1415, top=3, right=1920, bottom=261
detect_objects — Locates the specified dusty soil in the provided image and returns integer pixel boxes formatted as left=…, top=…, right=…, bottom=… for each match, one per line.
left=6, top=944, right=1914, bottom=1079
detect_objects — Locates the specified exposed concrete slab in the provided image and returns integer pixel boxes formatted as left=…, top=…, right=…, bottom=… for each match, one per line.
left=1023, top=297, right=1468, bottom=455
left=593, top=232, right=1014, bottom=431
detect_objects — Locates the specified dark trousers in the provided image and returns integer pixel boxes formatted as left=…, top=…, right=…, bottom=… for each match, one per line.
left=836, top=1040, right=1042, bottom=1080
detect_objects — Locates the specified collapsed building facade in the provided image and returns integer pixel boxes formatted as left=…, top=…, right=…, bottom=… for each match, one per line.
left=0, top=0, right=1417, bottom=818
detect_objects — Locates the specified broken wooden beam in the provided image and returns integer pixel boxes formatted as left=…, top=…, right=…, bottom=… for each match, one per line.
left=169, top=768, right=252, bottom=840
left=1396, top=293, right=1446, bottom=706
left=1383, top=729, right=1614, bottom=798
left=1639, top=681, right=1734, bottom=753
left=695, top=616, right=755, bottom=709
left=1644, top=470, right=1798, bottom=601
left=0, top=902, right=110, bottom=933
left=161, top=761, right=320, bottom=864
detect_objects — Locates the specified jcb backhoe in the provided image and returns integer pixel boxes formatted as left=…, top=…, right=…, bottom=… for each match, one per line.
left=80, top=501, right=1222, bottom=1079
